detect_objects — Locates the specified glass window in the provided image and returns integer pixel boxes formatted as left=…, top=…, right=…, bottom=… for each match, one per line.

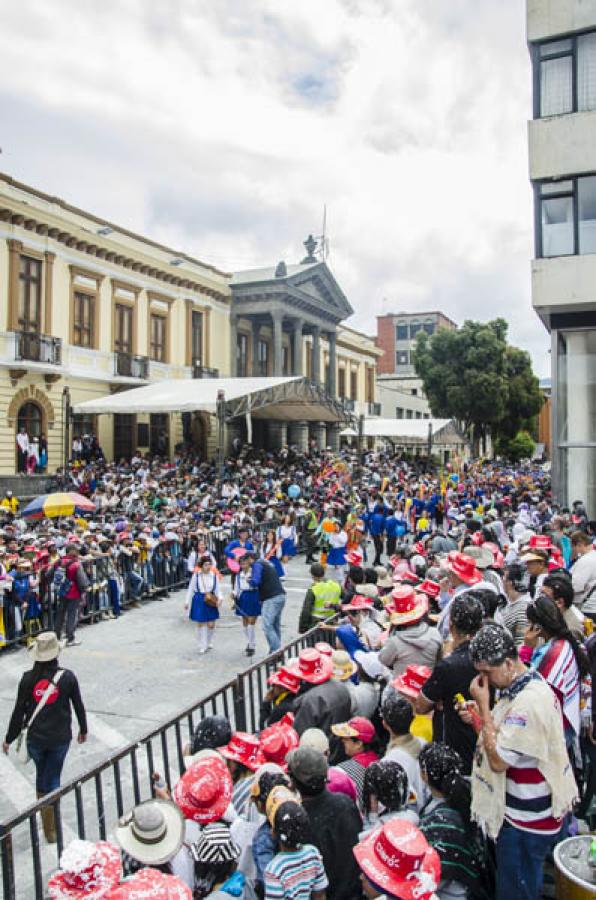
left=540, top=39, right=573, bottom=57
left=72, top=414, right=96, bottom=439
left=541, top=192, right=574, bottom=256
left=579, top=175, right=596, bottom=254
left=191, top=311, right=203, bottom=365
left=338, top=367, right=346, bottom=398
left=150, top=314, right=166, bottom=362
left=409, top=323, right=422, bottom=338
left=396, top=350, right=409, bottom=366
left=73, top=292, right=94, bottom=347
left=350, top=370, right=358, bottom=400
left=411, top=388, right=418, bottom=396
left=578, top=32, right=596, bottom=111
left=396, top=407, right=404, bottom=419
left=114, top=304, right=133, bottom=353
left=396, top=324, right=408, bottom=340
left=257, top=339, right=269, bottom=376
left=406, top=409, right=413, bottom=419
left=415, top=411, right=422, bottom=419
left=18, top=256, right=42, bottom=332
left=17, top=401, right=42, bottom=439
left=237, top=333, right=248, bottom=376
left=423, top=322, right=434, bottom=335
left=540, top=56, right=573, bottom=116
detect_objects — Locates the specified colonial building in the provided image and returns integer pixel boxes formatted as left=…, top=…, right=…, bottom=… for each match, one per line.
left=527, top=0, right=596, bottom=513
left=0, top=175, right=378, bottom=472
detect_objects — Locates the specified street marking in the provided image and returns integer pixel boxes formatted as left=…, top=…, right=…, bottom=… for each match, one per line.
left=0, top=754, right=77, bottom=842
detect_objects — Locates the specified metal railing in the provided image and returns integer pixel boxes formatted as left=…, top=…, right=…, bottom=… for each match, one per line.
left=192, top=363, right=219, bottom=379
left=14, top=332, right=62, bottom=366
left=0, top=618, right=332, bottom=899
left=113, top=351, right=149, bottom=379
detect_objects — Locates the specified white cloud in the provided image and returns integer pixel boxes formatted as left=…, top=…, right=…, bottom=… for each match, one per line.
left=0, top=0, right=548, bottom=374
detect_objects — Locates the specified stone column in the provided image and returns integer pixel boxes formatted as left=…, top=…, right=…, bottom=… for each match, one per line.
left=272, top=310, right=284, bottom=377
left=251, top=321, right=261, bottom=376
left=229, top=314, right=238, bottom=377
left=311, top=421, right=327, bottom=450
left=326, top=422, right=340, bottom=452
left=292, top=319, right=304, bottom=376
left=288, top=420, right=309, bottom=452
left=268, top=420, right=287, bottom=450
left=311, top=326, right=321, bottom=384
left=327, top=330, right=337, bottom=397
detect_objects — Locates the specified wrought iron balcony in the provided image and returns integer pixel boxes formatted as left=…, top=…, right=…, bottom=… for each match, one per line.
left=114, top=351, right=149, bottom=379
left=341, top=397, right=356, bottom=412
left=367, top=401, right=382, bottom=416
left=192, top=363, right=219, bottom=379
left=15, top=331, right=62, bottom=365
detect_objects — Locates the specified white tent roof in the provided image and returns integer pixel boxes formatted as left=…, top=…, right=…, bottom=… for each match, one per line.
left=362, top=418, right=453, bottom=439
left=73, top=376, right=349, bottom=423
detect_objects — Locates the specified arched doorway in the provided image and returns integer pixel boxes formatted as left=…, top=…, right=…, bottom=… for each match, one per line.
left=16, top=401, right=43, bottom=472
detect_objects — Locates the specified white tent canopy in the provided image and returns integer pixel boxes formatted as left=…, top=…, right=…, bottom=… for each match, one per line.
left=361, top=418, right=452, bottom=439
left=73, top=376, right=349, bottom=423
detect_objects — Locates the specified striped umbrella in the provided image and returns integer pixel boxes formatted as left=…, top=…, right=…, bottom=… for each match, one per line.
left=22, top=492, right=96, bottom=520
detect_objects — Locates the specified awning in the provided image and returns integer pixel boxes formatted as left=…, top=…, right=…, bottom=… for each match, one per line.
left=73, top=376, right=352, bottom=424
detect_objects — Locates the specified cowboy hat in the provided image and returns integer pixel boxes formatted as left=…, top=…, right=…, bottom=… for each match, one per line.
left=259, top=722, right=300, bottom=770
left=28, top=631, right=64, bottom=663
left=445, top=551, right=482, bottom=586
left=219, top=732, right=263, bottom=771
left=387, top=586, right=429, bottom=627
left=114, top=800, right=184, bottom=866
left=288, top=648, right=333, bottom=685
left=106, top=868, right=192, bottom=899
left=464, top=545, right=494, bottom=570
left=172, top=756, right=233, bottom=824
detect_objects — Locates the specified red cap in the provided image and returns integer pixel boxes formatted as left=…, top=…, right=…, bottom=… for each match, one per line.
left=529, top=534, right=553, bottom=551
left=332, top=716, right=376, bottom=743
left=418, top=579, right=440, bottom=599
left=391, top=665, right=432, bottom=700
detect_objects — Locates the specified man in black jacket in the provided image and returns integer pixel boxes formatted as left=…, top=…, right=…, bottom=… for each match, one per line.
left=249, top=552, right=286, bottom=653
left=287, top=747, right=362, bottom=900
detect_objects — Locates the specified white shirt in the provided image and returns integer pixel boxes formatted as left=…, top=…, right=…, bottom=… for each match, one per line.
left=16, top=433, right=29, bottom=453
left=572, top=549, right=596, bottom=607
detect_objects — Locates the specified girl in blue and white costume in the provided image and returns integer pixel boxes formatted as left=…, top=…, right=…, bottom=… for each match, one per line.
left=276, top=514, right=297, bottom=563
left=327, top=523, right=348, bottom=579
left=233, top=553, right=260, bottom=657
left=263, top=528, right=285, bottom=579
left=186, top=554, right=222, bottom=655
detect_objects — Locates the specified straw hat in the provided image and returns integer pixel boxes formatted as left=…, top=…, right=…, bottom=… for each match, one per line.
left=331, top=649, right=357, bottom=681
left=114, top=800, right=184, bottom=866
left=28, top=631, right=64, bottom=663
left=387, top=587, right=429, bottom=627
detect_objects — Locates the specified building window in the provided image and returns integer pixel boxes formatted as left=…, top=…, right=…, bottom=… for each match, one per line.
left=411, top=388, right=418, bottom=396
left=409, top=322, right=422, bottom=339
left=406, top=409, right=413, bottom=419
left=395, top=323, right=408, bottom=340
left=72, top=414, right=97, bottom=439
left=350, top=370, right=358, bottom=401
left=415, top=411, right=422, bottom=419
left=338, top=367, right=346, bottom=398
left=237, top=333, right=248, bottom=376
left=18, top=256, right=42, bottom=332
left=150, top=313, right=167, bottom=362
left=423, top=413, right=430, bottom=419
left=396, top=350, right=409, bottom=366
left=534, top=32, right=596, bottom=117
left=396, top=407, right=404, bottom=419
left=114, top=303, right=133, bottom=353
left=365, top=367, right=375, bottom=404
left=191, top=310, right=203, bottom=365
left=73, top=292, right=94, bottom=348
left=423, top=321, right=435, bottom=335
left=257, top=339, right=269, bottom=376
left=537, top=175, right=596, bottom=257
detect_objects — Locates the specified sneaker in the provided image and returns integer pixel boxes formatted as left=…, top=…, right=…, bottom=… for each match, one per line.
left=66, top=638, right=81, bottom=647
left=207, top=644, right=214, bottom=651
left=198, top=648, right=207, bottom=655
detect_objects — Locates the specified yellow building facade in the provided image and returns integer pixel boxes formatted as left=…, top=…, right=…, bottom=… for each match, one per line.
left=0, top=174, right=379, bottom=472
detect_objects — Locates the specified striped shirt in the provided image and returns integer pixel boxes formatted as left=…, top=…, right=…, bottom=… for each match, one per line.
left=265, top=844, right=328, bottom=900
left=497, top=745, right=562, bottom=835
left=535, top=639, right=581, bottom=735
left=232, top=774, right=256, bottom=819
left=498, top=595, right=530, bottom=647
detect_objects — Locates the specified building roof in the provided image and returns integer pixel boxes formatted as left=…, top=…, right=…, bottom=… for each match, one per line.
left=231, top=262, right=319, bottom=284
left=361, top=417, right=456, bottom=439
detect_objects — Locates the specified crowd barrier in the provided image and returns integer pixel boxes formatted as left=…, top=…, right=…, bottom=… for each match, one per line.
left=0, top=522, right=288, bottom=651
left=0, top=619, right=332, bottom=899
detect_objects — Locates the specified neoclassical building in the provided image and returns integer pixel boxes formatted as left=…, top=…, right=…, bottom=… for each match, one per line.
left=0, top=173, right=379, bottom=472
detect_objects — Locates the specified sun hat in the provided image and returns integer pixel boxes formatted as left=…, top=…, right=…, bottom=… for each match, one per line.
left=331, top=649, right=357, bottom=681
left=106, top=868, right=192, bottom=899
left=353, top=819, right=440, bottom=900
left=267, top=666, right=302, bottom=695
left=259, top=722, right=300, bottom=770
left=463, top=546, right=493, bottom=570
left=265, top=785, right=301, bottom=826
left=354, top=650, right=387, bottom=681
left=520, top=550, right=548, bottom=564
left=331, top=717, right=376, bottom=743
left=299, top=728, right=330, bottom=755
left=341, top=595, right=374, bottom=613
left=193, top=822, right=241, bottom=864
left=47, top=840, right=122, bottom=900
left=375, top=567, right=394, bottom=589
left=387, top=587, right=429, bottom=627
left=445, top=551, right=482, bottom=586
left=395, top=570, right=419, bottom=585
left=418, top=579, right=440, bottom=599
left=391, top=665, right=432, bottom=701
left=114, top=800, right=184, bottom=866
left=28, top=631, right=64, bottom=663
left=172, top=755, right=233, bottom=824
left=218, top=732, right=263, bottom=771
left=288, top=648, right=333, bottom=685
left=286, top=747, right=328, bottom=791
left=528, top=534, right=553, bottom=552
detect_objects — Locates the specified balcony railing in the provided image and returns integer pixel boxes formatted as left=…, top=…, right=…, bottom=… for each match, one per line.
left=367, top=401, right=382, bottom=416
left=341, top=397, right=356, bottom=412
left=114, top=351, right=149, bottom=379
left=192, top=363, right=219, bottom=379
left=14, top=332, right=62, bottom=365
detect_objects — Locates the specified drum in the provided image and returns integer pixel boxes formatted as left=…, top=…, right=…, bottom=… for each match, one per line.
left=554, top=836, right=596, bottom=900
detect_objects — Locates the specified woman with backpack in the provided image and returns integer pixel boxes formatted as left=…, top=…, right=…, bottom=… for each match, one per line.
left=2, top=631, right=87, bottom=842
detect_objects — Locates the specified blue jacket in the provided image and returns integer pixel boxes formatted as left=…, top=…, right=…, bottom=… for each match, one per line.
left=224, top=538, right=255, bottom=559
left=368, top=510, right=386, bottom=536
left=385, top=515, right=398, bottom=538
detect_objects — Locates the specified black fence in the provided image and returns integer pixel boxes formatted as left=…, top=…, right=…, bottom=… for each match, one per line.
left=0, top=620, right=331, bottom=899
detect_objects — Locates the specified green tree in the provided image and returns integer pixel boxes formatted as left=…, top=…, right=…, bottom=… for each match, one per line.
left=496, top=430, right=536, bottom=463
left=412, top=318, right=543, bottom=451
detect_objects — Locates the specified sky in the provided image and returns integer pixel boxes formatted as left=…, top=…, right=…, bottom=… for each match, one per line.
left=0, top=0, right=549, bottom=375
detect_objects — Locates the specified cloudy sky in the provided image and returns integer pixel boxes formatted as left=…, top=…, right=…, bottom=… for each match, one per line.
left=0, top=0, right=547, bottom=373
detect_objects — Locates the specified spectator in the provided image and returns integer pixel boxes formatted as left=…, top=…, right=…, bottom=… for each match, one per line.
left=53, top=543, right=89, bottom=648
left=570, top=531, right=596, bottom=610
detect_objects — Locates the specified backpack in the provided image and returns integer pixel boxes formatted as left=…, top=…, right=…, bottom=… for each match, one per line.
left=53, top=563, right=74, bottom=599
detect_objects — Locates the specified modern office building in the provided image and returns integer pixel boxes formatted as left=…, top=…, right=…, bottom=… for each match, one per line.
left=527, top=0, right=596, bottom=513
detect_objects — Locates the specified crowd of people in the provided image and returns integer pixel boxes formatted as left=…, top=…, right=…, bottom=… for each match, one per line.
left=2, top=439, right=596, bottom=899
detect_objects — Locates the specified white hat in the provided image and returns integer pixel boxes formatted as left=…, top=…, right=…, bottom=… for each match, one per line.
left=354, top=650, right=388, bottom=681
left=299, top=728, right=330, bottom=755
left=114, top=800, right=184, bottom=865
left=28, top=631, right=64, bottom=663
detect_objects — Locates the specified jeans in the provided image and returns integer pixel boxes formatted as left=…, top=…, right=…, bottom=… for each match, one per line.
left=261, top=593, right=286, bottom=653
left=27, top=740, right=70, bottom=794
left=126, top=570, right=144, bottom=599
left=496, top=821, right=562, bottom=900
left=54, top=597, right=80, bottom=642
